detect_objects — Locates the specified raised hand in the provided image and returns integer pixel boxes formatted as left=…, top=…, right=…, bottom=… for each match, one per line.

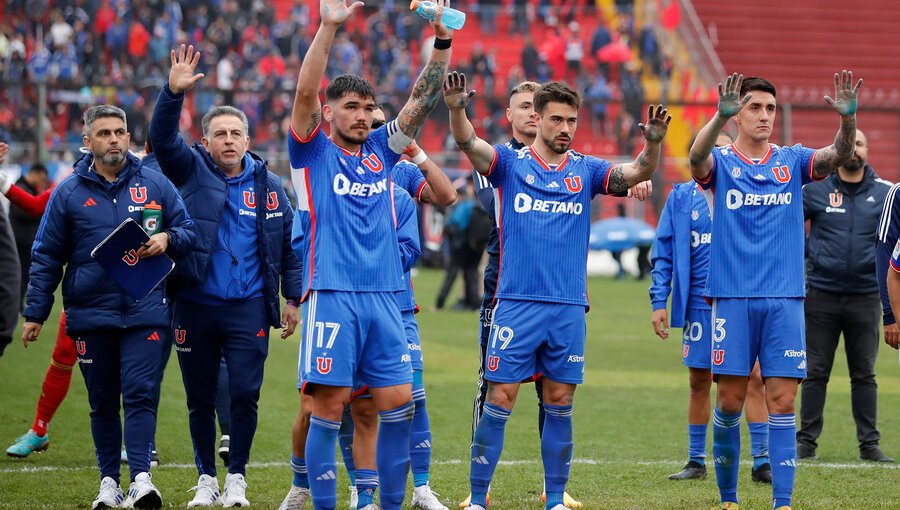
left=169, top=44, right=205, bottom=94
left=320, top=0, right=365, bottom=27
left=639, top=104, right=671, bottom=143
left=430, top=0, right=454, bottom=40
left=443, top=71, right=475, bottom=110
left=717, top=73, right=750, bottom=119
left=824, top=69, right=863, bottom=117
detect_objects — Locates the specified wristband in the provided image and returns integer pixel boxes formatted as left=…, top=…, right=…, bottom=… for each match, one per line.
left=285, top=299, right=299, bottom=308
left=433, top=37, right=452, bottom=50
left=412, top=150, right=428, bottom=165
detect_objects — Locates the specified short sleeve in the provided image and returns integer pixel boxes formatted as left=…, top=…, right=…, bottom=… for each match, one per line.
left=391, top=161, right=427, bottom=200
left=587, top=155, right=614, bottom=197
left=485, top=144, right=512, bottom=187
left=369, top=122, right=403, bottom=171
left=784, top=143, right=819, bottom=185
left=288, top=122, right=329, bottom=169
left=694, top=150, right=718, bottom=189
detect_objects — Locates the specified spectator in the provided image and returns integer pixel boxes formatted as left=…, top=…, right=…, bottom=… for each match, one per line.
left=510, top=0, right=530, bottom=35
left=521, top=36, right=540, bottom=80
left=435, top=182, right=483, bottom=311
left=9, top=161, right=48, bottom=308
left=585, top=71, right=613, bottom=137
left=564, top=21, right=585, bottom=84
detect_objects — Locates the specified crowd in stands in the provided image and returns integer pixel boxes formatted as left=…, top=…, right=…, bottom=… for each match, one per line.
left=0, top=0, right=668, bottom=172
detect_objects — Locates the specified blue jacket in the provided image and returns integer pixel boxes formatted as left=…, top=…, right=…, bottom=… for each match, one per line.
left=649, top=182, right=697, bottom=328
left=803, top=165, right=891, bottom=294
left=24, top=153, right=195, bottom=334
left=150, top=84, right=302, bottom=327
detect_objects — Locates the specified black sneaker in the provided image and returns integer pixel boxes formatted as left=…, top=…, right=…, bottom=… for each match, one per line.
left=797, top=442, right=817, bottom=460
left=859, top=446, right=894, bottom=463
left=218, top=435, right=230, bottom=466
left=751, top=462, right=772, bottom=484
left=150, top=450, right=159, bottom=467
left=668, top=460, right=707, bottom=480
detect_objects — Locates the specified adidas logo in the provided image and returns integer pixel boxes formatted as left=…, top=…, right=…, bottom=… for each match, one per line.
left=473, top=455, right=489, bottom=465
left=867, top=196, right=876, bottom=203
left=316, top=470, right=337, bottom=481
left=780, top=459, right=797, bottom=468
left=714, top=455, right=727, bottom=465
left=414, top=439, right=432, bottom=449
left=83, top=197, right=97, bottom=207
left=256, top=328, right=266, bottom=337
left=753, top=174, right=766, bottom=180
left=546, top=182, right=560, bottom=188
left=147, top=331, right=161, bottom=341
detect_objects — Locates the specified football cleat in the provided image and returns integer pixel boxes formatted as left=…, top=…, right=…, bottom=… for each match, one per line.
left=412, top=484, right=448, bottom=510
left=278, top=485, right=311, bottom=510
left=540, top=491, right=583, bottom=508
left=6, top=430, right=49, bottom=458
left=668, top=460, right=707, bottom=480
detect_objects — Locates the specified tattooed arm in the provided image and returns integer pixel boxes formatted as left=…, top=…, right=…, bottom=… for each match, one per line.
left=396, top=0, right=453, bottom=140
left=606, top=105, right=671, bottom=195
left=690, top=73, right=749, bottom=183
left=811, top=70, right=863, bottom=179
left=444, top=72, right=495, bottom=174
left=404, top=141, right=457, bottom=205
left=291, top=0, right=363, bottom=139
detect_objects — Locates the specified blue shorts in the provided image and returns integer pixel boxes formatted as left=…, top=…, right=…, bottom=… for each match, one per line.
left=711, top=298, right=806, bottom=379
left=485, top=299, right=586, bottom=385
left=681, top=307, right=712, bottom=369
left=298, top=290, right=412, bottom=392
left=403, top=310, right=424, bottom=371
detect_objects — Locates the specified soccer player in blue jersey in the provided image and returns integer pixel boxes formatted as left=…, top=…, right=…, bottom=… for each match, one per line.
left=287, top=0, right=453, bottom=508
left=650, top=131, right=771, bottom=483
left=689, top=71, right=862, bottom=510
left=878, top=181, right=900, bottom=353
left=445, top=74, right=670, bottom=510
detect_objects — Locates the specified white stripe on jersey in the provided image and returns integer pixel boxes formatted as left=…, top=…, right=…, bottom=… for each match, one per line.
left=492, top=188, right=501, bottom=228
left=303, top=291, right=318, bottom=375
left=475, top=172, right=492, bottom=191
left=878, top=183, right=900, bottom=242
left=291, top=167, right=310, bottom=212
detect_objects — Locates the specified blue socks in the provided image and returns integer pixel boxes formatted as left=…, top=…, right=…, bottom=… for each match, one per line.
left=769, top=414, right=796, bottom=509
left=355, top=468, right=378, bottom=508
left=377, top=402, right=414, bottom=510
left=542, top=404, right=573, bottom=510
left=306, top=416, right=341, bottom=510
left=338, top=404, right=356, bottom=485
left=748, top=421, right=770, bottom=468
left=470, top=403, right=511, bottom=508
left=410, top=371, right=432, bottom=487
left=713, top=408, right=742, bottom=504
left=290, top=454, right=309, bottom=488
left=688, top=423, right=708, bottom=465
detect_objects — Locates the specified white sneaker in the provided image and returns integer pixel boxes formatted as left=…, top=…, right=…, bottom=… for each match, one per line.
left=463, top=506, right=486, bottom=510
left=548, top=506, right=567, bottom=510
left=277, top=485, right=310, bottom=510
left=187, top=474, right=221, bottom=508
left=222, top=473, right=250, bottom=507
left=412, top=485, right=448, bottom=510
left=124, top=472, right=162, bottom=509
left=92, top=477, right=125, bottom=509
left=348, top=485, right=357, bottom=509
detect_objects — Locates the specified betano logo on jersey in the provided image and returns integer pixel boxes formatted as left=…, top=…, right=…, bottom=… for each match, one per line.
left=690, top=230, right=711, bottom=248
left=725, top=189, right=792, bottom=210
left=333, top=173, right=389, bottom=197
left=513, top=193, right=583, bottom=215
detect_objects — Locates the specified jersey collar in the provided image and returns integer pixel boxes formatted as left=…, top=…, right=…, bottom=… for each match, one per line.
left=730, top=143, right=773, bottom=166
left=529, top=145, right=569, bottom=172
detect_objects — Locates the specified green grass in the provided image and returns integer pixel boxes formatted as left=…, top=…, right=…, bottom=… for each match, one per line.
left=0, top=269, right=898, bottom=509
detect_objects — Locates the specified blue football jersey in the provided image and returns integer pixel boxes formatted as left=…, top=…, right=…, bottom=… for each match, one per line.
left=393, top=185, right=420, bottom=312
left=392, top=160, right=427, bottom=202
left=288, top=122, right=404, bottom=298
left=697, top=143, right=819, bottom=297
left=687, top=184, right=712, bottom=308
left=487, top=144, right=613, bottom=306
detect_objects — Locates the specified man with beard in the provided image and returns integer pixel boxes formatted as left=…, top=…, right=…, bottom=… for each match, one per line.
left=798, top=129, right=894, bottom=463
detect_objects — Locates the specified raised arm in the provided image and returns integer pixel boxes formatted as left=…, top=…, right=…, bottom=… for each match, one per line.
left=395, top=0, right=453, bottom=141
left=605, top=104, right=671, bottom=195
left=444, top=71, right=495, bottom=174
left=811, top=70, right=863, bottom=179
left=689, top=73, right=749, bottom=183
left=403, top=141, right=457, bottom=205
left=292, top=0, right=363, bottom=139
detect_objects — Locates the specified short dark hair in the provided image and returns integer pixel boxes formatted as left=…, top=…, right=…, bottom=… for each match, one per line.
left=29, top=162, right=47, bottom=174
left=740, top=77, right=776, bottom=98
left=533, top=82, right=582, bottom=114
left=83, top=105, right=127, bottom=135
left=326, top=74, right=377, bottom=103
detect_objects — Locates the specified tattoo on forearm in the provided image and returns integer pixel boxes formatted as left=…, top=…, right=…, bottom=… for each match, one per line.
left=457, top=132, right=477, bottom=151
left=306, top=111, right=321, bottom=139
left=607, top=166, right=629, bottom=194
left=399, top=60, right=448, bottom=138
left=813, top=117, right=856, bottom=178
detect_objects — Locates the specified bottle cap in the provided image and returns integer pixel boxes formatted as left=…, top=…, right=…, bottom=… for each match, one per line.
left=144, top=200, right=161, bottom=210
left=410, top=0, right=419, bottom=11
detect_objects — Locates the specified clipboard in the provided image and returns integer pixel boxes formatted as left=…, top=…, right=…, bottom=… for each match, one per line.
left=90, top=218, right=175, bottom=302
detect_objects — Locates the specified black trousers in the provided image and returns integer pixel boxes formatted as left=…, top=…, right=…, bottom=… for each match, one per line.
left=798, top=288, right=882, bottom=450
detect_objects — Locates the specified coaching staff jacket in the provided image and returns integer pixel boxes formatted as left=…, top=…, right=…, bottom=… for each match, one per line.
left=803, top=165, right=891, bottom=295
left=150, top=85, right=302, bottom=328
left=24, top=152, right=195, bottom=333
left=650, top=182, right=697, bottom=328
